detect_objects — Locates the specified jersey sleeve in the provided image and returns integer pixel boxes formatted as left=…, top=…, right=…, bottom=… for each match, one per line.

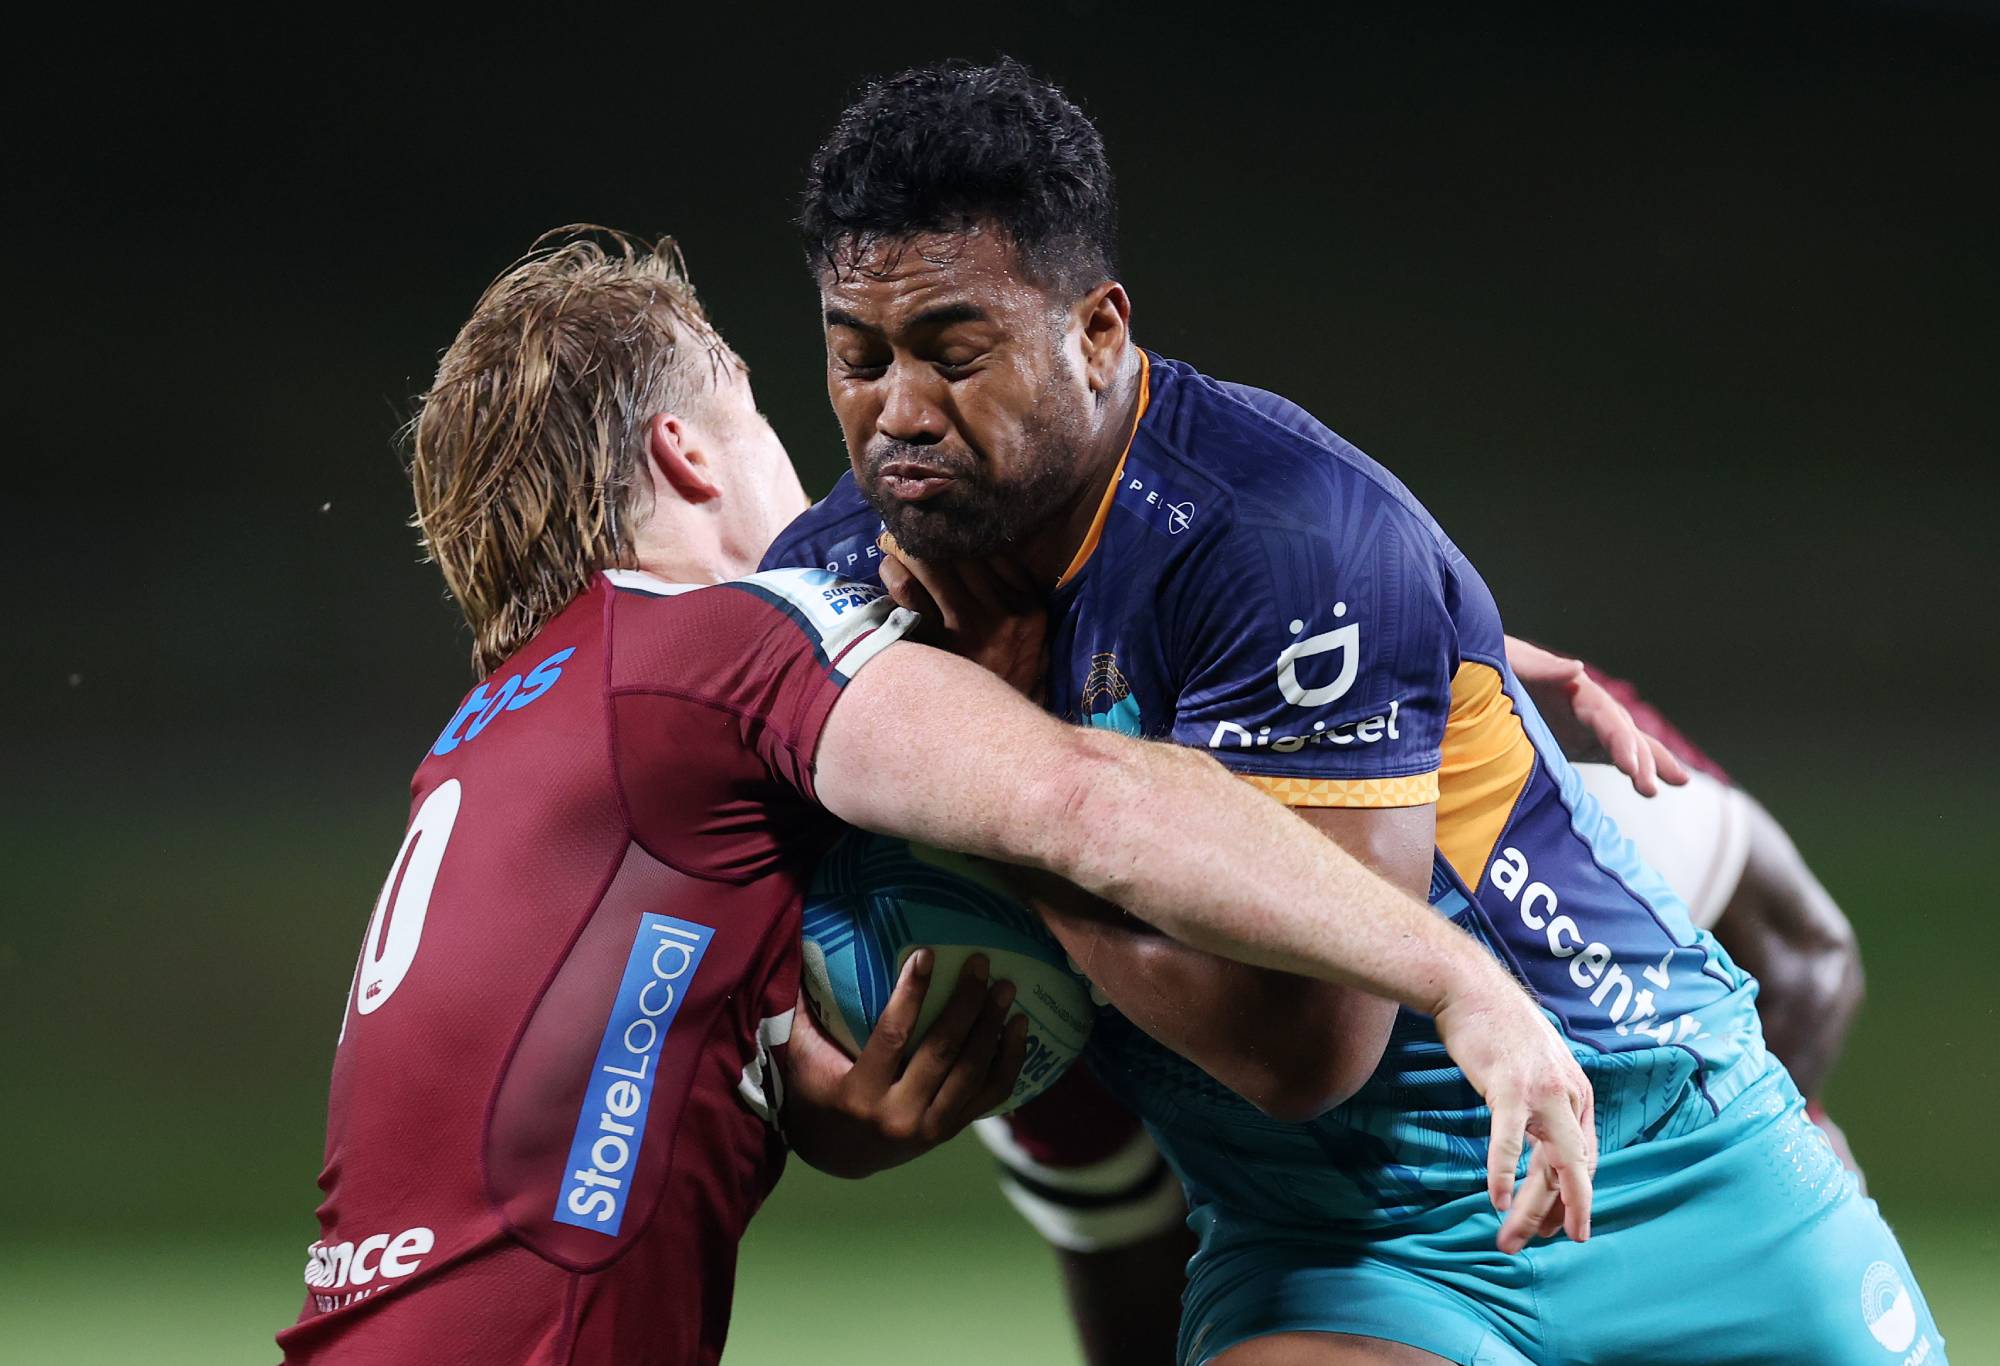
left=1168, top=500, right=1455, bottom=808
left=707, top=570, right=917, bottom=796
left=611, top=570, right=917, bottom=872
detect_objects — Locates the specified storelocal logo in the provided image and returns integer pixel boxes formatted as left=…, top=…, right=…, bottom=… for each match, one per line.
left=554, top=914, right=714, bottom=1236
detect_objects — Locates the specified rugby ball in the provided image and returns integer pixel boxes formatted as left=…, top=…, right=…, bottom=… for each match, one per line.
left=801, top=830, right=1094, bottom=1115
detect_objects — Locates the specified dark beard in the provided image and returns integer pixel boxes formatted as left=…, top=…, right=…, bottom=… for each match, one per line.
left=861, top=413, right=1085, bottom=561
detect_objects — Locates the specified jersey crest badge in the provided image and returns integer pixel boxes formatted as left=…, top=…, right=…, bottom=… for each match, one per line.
left=1082, top=652, right=1141, bottom=735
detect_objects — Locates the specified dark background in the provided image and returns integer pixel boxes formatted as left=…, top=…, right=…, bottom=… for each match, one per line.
left=5, top=5, right=1996, bottom=1361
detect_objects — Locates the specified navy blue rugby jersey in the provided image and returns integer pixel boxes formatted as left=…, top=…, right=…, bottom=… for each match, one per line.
left=764, top=351, right=1772, bottom=1225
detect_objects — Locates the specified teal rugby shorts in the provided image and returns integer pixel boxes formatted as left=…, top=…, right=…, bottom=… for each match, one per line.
left=1178, top=1066, right=1945, bottom=1366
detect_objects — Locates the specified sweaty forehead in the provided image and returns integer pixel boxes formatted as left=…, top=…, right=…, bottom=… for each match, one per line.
left=819, top=229, right=1048, bottom=329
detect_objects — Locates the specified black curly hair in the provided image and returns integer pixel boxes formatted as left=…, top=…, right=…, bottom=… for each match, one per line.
left=801, top=58, right=1118, bottom=297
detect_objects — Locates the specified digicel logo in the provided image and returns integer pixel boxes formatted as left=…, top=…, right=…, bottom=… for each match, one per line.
left=1208, top=701, right=1401, bottom=753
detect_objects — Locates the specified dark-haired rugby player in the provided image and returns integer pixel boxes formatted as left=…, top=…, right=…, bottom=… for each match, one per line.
left=764, top=59, right=1938, bottom=1366
left=275, top=230, right=1593, bottom=1366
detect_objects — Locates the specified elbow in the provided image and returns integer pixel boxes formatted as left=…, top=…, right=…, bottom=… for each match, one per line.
left=1806, top=908, right=1866, bottom=1027
left=1230, top=1018, right=1389, bottom=1123
left=1237, top=1046, right=1378, bottom=1122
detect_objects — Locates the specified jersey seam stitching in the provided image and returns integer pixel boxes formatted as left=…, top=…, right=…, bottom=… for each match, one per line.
left=604, top=582, right=643, bottom=854
left=609, top=684, right=812, bottom=761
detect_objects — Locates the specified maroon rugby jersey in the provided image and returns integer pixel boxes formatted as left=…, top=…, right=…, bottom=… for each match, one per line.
left=278, top=567, right=910, bottom=1366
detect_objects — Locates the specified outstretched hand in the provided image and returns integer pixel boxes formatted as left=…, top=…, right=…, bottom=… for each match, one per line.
left=780, top=949, right=1029, bottom=1179
left=877, top=532, right=1048, bottom=699
left=1506, top=637, right=1690, bottom=797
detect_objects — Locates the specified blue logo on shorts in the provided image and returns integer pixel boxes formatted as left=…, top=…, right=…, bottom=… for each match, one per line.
left=554, top=913, right=713, bottom=1236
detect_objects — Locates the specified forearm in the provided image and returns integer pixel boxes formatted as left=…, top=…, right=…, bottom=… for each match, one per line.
left=1711, top=796, right=1864, bottom=1097
left=1029, top=887, right=1389, bottom=1119
left=1032, top=736, right=1601, bottom=1252
left=818, top=645, right=1508, bottom=1017
left=1035, top=732, right=1505, bottom=1016
left=1754, top=946, right=1862, bottom=1097
left=1714, top=888, right=1863, bottom=1096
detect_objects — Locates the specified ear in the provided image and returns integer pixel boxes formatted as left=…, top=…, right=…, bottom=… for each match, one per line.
left=646, top=412, right=722, bottom=505
left=1074, top=282, right=1131, bottom=395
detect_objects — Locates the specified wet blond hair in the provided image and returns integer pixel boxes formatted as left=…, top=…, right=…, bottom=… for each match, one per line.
left=409, top=227, right=737, bottom=674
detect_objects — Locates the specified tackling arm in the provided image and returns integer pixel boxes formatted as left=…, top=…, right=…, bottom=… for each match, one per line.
left=815, top=638, right=1598, bottom=1250
left=817, top=643, right=1471, bottom=1007
left=1014, top=805, right=1425, bottom=1123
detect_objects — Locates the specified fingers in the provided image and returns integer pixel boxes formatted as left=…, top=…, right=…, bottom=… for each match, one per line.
left=786, top=986, right=843, bottom=1063
left=1495, top=1133, right=1591, bottom=1252
left=1497, top=1145, right=1562, bottom=1254
left=877, top=550, right=941, bottom=622
left=1565, top=1079, right=1598, bottom=1241
left=1649, top=735, right=1692, bottom=787
left=1558, top=1138, right=1594, bottom=1243
left=1486, top=1093, right=1526, bottom=1216
left=887, top=954, right=993, bottom=1104
left=1574, top=673, right=1659, bottom=797
left=1504, top=638, right=1584, bottom=685
left=1613, top=723, right=1660, bottom=798
left=942, top=558, right=1014, bottom=619
left=923, top=980, right=1019, bottom=1130
left=776, top=989, right=856, bottom=1108
left=900, top=556, right=969, bottom=630
left=878, top=533, right=1043, bottom=626
left=877, top=532, right=969, bottom=628
left=1497, top=1085, right=1596, bottom=1252
left=851, top=948, right=934, bottom=1092
left=972, top=1012, right=1031, bottom=1117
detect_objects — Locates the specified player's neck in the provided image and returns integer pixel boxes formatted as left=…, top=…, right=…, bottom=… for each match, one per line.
left=629, top=509, right=755, bottom=587
left=1022, top=349, right=1145, bottom=589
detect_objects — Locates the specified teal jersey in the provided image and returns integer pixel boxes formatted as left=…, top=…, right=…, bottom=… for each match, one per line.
left=765, top=351, right=1774, bottom=1226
